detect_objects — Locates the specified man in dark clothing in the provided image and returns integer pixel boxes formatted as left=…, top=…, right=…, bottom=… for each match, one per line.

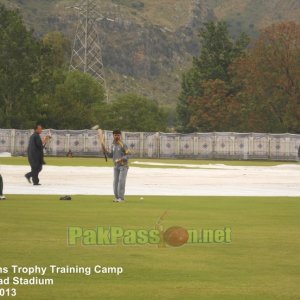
left=25, top=125, right=47, bottom=185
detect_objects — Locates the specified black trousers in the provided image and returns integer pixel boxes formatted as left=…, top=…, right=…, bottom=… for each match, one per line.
left=0, top=174, right=3, bottom=195
left=26, top=165, right=43, bottom=185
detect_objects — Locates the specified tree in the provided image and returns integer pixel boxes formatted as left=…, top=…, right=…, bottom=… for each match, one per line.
left=0, top=6, right=70, bottom=129
left=177, top=21, right=249, bottom=132
left=99, top=94, right=167, bottom=132
left=35, top=32, right=72, bottom=126
left=0, top=5, right=42, bottom=128
left=42, top=31, right=71, bottom=69
left=187, top=79, right=242, bottom=132
left=46, top=71, right=106, bottom=129
left=231, top=22, right=300, bottom=133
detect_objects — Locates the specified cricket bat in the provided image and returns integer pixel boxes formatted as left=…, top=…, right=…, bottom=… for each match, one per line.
left=43, top=130, right=52, bottom=148
left=98, top=128, right=108, bottom=162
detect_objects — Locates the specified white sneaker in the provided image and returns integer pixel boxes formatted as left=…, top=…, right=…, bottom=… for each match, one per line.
left=113, top=198, right=118, bottom=202
left=116, top=198, right=125, bottom=202
left=0, top=195, right=6, bottom=200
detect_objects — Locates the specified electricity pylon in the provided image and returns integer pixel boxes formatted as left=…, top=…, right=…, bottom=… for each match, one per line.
left=69, top=0, right=108, bottom=101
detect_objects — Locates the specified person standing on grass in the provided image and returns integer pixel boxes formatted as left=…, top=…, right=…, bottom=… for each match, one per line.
left=104, top=129, right=130, bottom=203
left=0, top=174, right=5, bottom=200
left=25, top=124, right=48, bottom=186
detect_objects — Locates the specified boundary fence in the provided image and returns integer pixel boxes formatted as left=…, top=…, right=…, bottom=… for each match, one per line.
left=0, top=129, right=299, bottom=160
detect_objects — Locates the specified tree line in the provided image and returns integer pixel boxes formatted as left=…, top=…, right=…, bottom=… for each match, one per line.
left=0, top=5, right=167, bottom=131
left=0, top=5, right=299, bottom=133
left=177, top=21, right=300, bottom=133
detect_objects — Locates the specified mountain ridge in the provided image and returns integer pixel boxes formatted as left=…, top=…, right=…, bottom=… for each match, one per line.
left=1, top=0, right=299, bottom=107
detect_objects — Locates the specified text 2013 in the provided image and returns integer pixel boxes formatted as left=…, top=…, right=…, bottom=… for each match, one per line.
left=0, top=288, right=16, bottom=297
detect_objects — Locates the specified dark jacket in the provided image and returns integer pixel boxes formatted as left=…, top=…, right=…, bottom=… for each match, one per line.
left=27, top=132, right=45, bottom=167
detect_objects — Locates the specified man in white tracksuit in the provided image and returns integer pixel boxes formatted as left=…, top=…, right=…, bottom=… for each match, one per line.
left=107, top=129, right=129, bottom=202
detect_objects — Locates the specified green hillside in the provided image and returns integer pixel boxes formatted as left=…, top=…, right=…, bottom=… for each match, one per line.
left=0, top=0, right=299, bottom=106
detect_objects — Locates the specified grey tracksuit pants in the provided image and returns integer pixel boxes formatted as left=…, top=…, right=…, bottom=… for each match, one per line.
left=113, top=165, right=128, bottom=200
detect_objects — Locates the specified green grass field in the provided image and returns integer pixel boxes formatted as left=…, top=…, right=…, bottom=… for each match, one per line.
left=0, top=195, right=299, bottom=299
